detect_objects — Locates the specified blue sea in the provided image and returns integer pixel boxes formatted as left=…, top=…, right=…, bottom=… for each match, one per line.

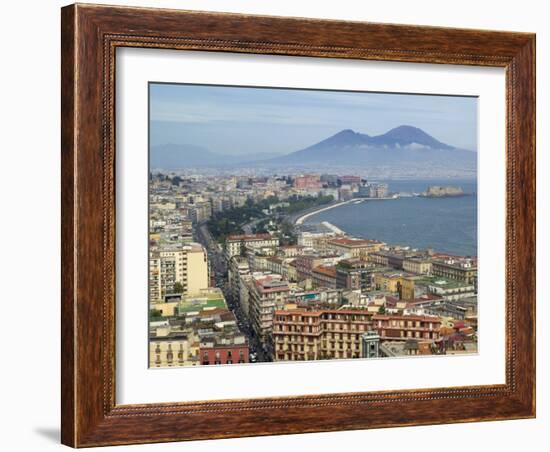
left=305, top=179, right=477, bottom=257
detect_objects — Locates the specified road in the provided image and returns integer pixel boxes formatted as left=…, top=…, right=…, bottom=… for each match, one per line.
left=195, top=221, right=271, bottom=363
left=223, top=287, right=271, bottom=363
left=287, top=199, right=347, bottom=225
left=196, top=222, right=226, bottom=276
left=242, top=217, right=263, bottom=234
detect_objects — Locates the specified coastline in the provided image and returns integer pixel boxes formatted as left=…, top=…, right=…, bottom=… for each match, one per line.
left=294, top=196, right=395, bottom=225
left=294, top=199, right=355, bottom=225
left=292, top=193, right=477, bottom=257
left=320, top=221, right=345, bottom=234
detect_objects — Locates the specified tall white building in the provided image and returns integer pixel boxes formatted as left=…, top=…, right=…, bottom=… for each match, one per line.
left=149, top=242, right=209, bottom=302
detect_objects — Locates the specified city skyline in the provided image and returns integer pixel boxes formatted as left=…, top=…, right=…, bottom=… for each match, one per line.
left=149, top=84, right=478, bottom=368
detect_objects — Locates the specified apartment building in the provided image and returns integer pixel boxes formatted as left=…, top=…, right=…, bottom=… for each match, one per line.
left=293, top=174, right=322, bottom=189
left=278, top=245, right=305, bottom=258
left=265, top=256, right=284, bottom=275
left=188, top=201, right=212, bottom=223
left=225, top=233, right=279, bottom=258
left=227, top=255, right=250, bottom=303
left=248, top=275, right=290, bottom=347
left=294, top=254, right=341, bottom=281
left=432, top=257, right=477, bottom=285
left=335, top=258, right=378, bottom=290
left=311, top=265, right=338, bottom=289
left=199, top=335, right=249, bottom=365
left=426, top=278, right=476, bottom=301
left=149, top=242, right=209, bottom=302
left=272, top=308, right=374, bottom=361
left=403, top=257, right=433, bottom=275
left=372, top=314, right=441, bottom=341
left=149, top=329, right=199, bottom=367
left=297, top=230, right=338, bottom=249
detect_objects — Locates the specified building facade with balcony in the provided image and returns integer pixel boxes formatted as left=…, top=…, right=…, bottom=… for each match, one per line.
left=335, top=258, right=379, bottom=290
left=199, top=342, right=249, bottom=365
left=225, top=233, right=280, bottom=258
left=272, top=308, right=374, bottom=361
left=432, top=258, right=477, bottom=285
left=149, top=330, right=199, bottom=367
left=248, top=275, right=291, bottom=348
left=403, top=257, right=433, bottom=275
left=372, top=314, right=441, bottom=342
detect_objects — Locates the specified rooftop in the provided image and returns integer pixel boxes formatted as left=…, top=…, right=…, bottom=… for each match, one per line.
left=178, top=288, right=227, bottom=313
left=275, top=307, right=373, bottom=317
left=312, top=265, right=337, bottom=278
left=373, top=314, right=442, bottom=322
left=415, top=276, right=475, bottom=289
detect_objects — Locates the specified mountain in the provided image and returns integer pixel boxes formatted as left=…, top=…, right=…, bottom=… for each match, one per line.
left=150, top=144, right=224, bottom=168
left=151, top=126, right=476, bottom=177
left=368, top=125, right=454, bottom=150
left=265, top=125, right=474, bottom=171
left=150, top=143, right=281, bottom=169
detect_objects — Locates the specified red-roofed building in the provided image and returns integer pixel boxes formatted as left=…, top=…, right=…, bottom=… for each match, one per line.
left=311, top=265, right=338, bottom=289
left=327, top=237, right=385, bottom=258
left=293, top=174, right=322, bottom=189
left=294, top=254, right=340, bottom=281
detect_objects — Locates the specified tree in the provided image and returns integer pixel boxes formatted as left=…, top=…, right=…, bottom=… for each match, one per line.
left=173, top=282, right=184, bottom=294
left=149, top=309, right=163, bottom=320
left=239, top=240, right=247, bottom=257
left=278, top=221, right=297, bottom=246
left=378, top=305, right=386, bottom=315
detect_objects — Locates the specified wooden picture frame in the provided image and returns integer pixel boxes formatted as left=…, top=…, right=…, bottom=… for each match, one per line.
left=61, top=3, right=536, bottom=447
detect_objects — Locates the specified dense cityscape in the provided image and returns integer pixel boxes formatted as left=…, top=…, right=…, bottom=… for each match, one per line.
left=149, top=172, right=478, bottom=367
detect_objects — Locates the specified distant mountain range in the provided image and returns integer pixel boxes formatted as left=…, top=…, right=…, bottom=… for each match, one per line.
left=150, top=143, right=280, bottom=168
left=150, top=125, right=476, bottom=175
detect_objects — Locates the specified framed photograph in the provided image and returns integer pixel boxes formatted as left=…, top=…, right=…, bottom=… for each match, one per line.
left=61, top=3, right=536, bottom=447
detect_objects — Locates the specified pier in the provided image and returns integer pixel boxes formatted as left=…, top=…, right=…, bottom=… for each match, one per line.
left=294, top=196, right=398, bottom=225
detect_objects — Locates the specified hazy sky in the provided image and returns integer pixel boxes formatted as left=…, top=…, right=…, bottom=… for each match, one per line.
left=150, top=83, right=477, bottom=155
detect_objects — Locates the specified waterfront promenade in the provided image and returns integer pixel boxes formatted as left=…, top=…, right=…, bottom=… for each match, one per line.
left=295, top=199, right=355, bottom=225
left=294, top=196, right=396, bottom=225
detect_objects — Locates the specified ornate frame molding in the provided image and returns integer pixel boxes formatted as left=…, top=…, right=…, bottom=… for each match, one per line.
left=62, top=4, right=535, bottom=447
